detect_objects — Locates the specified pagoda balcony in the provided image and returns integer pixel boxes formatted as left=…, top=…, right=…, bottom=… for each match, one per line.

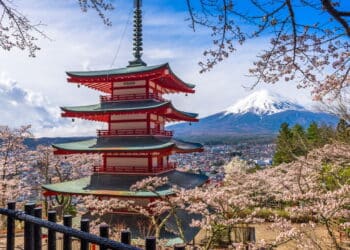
left=100, top=93, right=164, bottom=103
left=97, top=128, right=173, bottom=137
left=93, top=162, right=176, bottom=174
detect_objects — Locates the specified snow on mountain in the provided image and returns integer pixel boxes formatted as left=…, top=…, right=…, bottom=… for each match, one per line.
left=169, top=89, right=338, bottom=138
left=225, top=89, right=305, bottom=115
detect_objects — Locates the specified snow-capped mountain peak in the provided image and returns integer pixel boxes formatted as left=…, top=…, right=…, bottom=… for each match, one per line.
left=225, top=90, right=305, bottom=116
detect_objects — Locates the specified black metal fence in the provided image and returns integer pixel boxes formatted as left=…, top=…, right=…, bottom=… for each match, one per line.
left=0, top=202, right=187, bottom=250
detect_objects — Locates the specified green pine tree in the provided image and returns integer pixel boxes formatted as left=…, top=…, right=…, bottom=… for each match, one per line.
left=291, top=124, right=308, bottom=157
left=273, top=123, right=293, bottom=165
left=307, top=122, right=321, bottom=148
left=318, top=124, right=335, bottom=145
left=336, top=118, right=350, bottom=143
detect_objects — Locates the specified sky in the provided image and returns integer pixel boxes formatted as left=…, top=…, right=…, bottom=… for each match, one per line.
left=0, top=0, right=316, bottom=137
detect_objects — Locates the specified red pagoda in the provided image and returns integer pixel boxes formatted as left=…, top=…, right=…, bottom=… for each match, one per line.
left=43, top=0, right=207, bottom=205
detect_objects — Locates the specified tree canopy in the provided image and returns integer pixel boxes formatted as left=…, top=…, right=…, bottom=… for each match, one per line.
left=0, top=0, right=349, bottom=100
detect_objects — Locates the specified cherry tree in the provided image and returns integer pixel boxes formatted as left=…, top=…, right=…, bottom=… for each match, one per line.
left=179, top=145, right=349, bottom=249
left=186, top=0, right=350, bottom=100
left=81, top=176, right=188, bottom=241
left=1, top=1, right=349, bottom=100
left=262, top=143, right=350, bottom=249
left=29, top=145, right=98, bottom=215
left=184, top=158, right=267, bottom=249
left=0, top=125, right=32, bottom=208
left=0, top=0, right=113, bottom=57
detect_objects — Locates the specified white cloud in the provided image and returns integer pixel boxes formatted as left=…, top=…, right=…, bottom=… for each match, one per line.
left=0, top=0, right=317, bottom=136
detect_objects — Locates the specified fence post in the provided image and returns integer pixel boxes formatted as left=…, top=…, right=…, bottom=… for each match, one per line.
left=48, top=211, right=57, bottom=250
left=63, top=215, right=72, bottom=250
left=24, top=203, right=35, bottom=250
left=121, top=230, right=131, bottom=245
left=80, top=219, right=90, bottom=250
left=145, top=236, right=156, bottom=250
left=6, top=202, right=16, bottom=250
left=174, top=244, right=186, bottom=250
left=99, top=223, right=109, bottom=250
left=34, top=207, right=42, bottom=250
left=248, top=227, right=256, bottom=242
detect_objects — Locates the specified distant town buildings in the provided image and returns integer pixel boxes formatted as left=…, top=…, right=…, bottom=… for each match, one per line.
left=172, top=143, right=275, bottom=182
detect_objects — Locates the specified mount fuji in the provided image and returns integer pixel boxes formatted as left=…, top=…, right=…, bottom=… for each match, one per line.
left=169, top=90, right=339, bottom=139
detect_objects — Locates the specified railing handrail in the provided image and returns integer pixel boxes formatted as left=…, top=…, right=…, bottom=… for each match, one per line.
left=97, top=128, right=173, bottom=137
left=93, top=163, right=176, bottom=173
left=0, top=207, right=140, bottom=250
left=100, top=93, right=164, bottom=102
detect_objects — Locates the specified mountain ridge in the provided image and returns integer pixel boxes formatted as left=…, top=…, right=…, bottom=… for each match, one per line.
left=169, top=90, right=339, bottom=139
left=224, top=89, right=305, bottom=116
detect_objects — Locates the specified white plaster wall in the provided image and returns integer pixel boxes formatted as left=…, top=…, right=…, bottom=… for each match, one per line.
left=114, top=87, right=146, bottom=95
left=113, top=80, right=146, bottom=88
left=111, top=114, right=147, bottom=121
left=150, top=114, right=157, bottom=120
left=110, top=122, right=147, bottom=130
left=152, top=157, right=158, bottom=167
left=106, top=157, right=148, bottom=167
left=163, top=156, right=167, bottom=166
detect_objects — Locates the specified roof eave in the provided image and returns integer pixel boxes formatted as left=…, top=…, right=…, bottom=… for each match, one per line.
left=65, top=63, right=169, bottom=79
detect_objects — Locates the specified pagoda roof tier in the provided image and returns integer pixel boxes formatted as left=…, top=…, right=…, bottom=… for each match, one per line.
left=42, top=170, right=208, bottom=198
left=52, top=137, right=203, bottom=155
left=66, top=63, right=195, bottom=94
left=61, top=100, right=198, bottom=122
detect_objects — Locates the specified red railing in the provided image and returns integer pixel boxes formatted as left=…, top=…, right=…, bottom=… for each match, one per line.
left=93, top=163, right=176, bottom=174
left=97, top=129, right=173, bottom=137
left=100, top=93, right=164, bottom=102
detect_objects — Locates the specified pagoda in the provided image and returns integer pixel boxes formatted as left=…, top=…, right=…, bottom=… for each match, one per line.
left=43, top=1, right=207, bottom=206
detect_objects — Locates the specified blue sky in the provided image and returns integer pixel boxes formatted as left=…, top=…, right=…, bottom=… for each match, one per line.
left=0, top=0, right=316, bottom=137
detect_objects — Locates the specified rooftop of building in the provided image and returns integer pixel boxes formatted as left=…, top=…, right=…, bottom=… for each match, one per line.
left=52, top=136, right=203, bottom=154
left=42, top=170, right=209, bottom=198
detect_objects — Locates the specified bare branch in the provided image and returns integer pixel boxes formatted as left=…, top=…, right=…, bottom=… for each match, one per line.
left=321, top=0, right=350, bottom=36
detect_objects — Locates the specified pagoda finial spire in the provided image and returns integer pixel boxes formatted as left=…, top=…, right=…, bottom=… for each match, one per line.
left=128, top=0, right=147, bottom=67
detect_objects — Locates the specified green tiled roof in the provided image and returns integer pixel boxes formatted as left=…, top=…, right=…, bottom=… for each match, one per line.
left=66, top=63, right=195, bottom=90
left=66, top=63, right=168, bottom=77
left=62, top=100, right=169, bottom=113
left=42, top=170, right=209, bottom=197
left=52, top=137, right=203, bottom=152
left=61, top=100, right=198, bottom=119
left=42, top=177, right=173, bottom=197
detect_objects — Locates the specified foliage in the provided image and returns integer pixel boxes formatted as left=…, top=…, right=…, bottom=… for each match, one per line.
left=273, top=123, right=294, bottom=165
left=336, top=118, right=350, bottom=143
left=1, top=1, right=349, bottom=101
left=273, top=121, right=343, bottom=165
left=0, top=125, right=32, bottom=207
left=194, top=144, right=350, bottom=249
left=81, top=177, right=187, bottom=241
left=28, top=145, right=97, bottom=215
left=186, top=0, right=350, bottom=101
left=0, top=0, right=113, bottom=56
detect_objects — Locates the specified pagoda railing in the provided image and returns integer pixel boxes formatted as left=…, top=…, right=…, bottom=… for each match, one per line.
left=97, top=129, right=173, bottom=137
left=93, top=162, right=176, bottom=174
left=100, top=93, right=164, bottom=102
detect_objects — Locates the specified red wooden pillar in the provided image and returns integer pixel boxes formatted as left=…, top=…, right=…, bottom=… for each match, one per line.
left=158, top=155, right=163, bottom=170
left=146, top=113, right=150, bottom=134
left=110, top=81, right=114, bottom=99
left=146, top=79, right=150, bottom=98
left=108, top=114, right=111, bottom=132
left=148, top=154, right=152, bottom=172
left=103, top=154, right=107, bottom=171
